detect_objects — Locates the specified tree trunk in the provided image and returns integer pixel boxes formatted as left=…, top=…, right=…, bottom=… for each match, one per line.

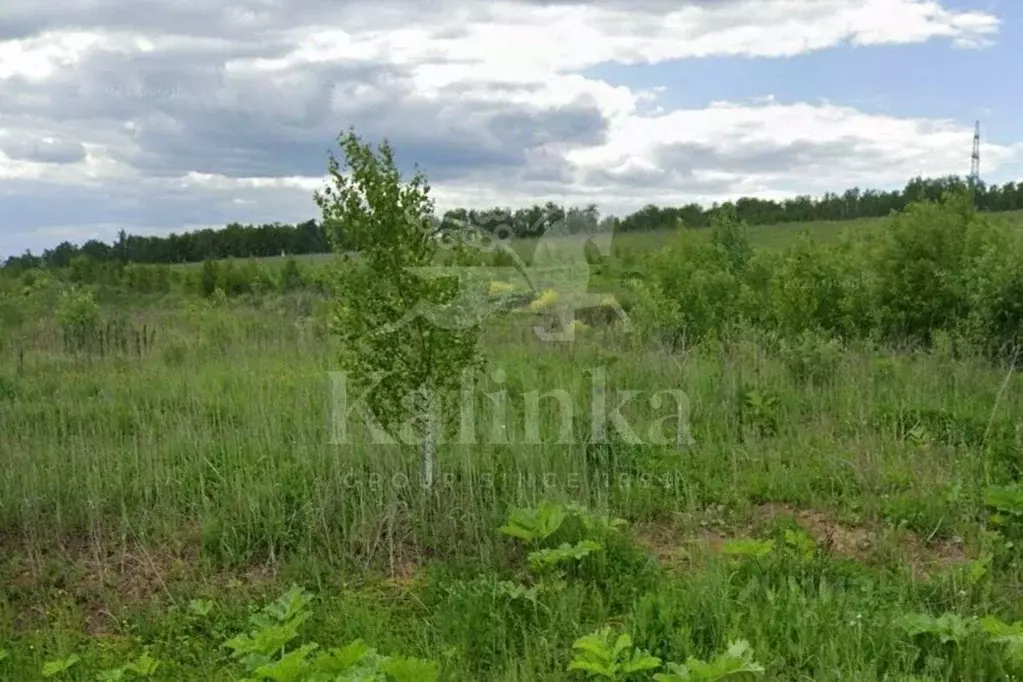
left=420, top=389, right=437, bottom=489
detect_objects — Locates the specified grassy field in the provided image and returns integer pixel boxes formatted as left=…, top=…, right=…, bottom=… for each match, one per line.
left=168, top=209, right=1023, bottom=275
left=2, top=202, right=1023, bottom=680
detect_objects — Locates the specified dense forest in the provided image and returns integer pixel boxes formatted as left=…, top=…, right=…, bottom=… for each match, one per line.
left=4, top=173, right=1022, bottom=272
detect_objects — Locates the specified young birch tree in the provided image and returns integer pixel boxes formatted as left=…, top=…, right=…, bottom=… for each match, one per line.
left=315, top=128, right=484, bottom=488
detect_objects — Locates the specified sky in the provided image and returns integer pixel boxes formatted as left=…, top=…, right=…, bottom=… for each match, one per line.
left=1, top=0, right=1021, bottom=257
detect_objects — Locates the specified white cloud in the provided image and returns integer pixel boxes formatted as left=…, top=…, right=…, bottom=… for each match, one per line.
left=0, top=0, right=1014, bottom=254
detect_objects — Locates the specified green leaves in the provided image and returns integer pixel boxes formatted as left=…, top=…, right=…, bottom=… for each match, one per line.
left=261, top=585, right=316, bottom=626
left=55, top=286, right=100, bottom=354
left=653, top=640, right=765, bottom=681
left=189, top=598, right=215, bottom=617
left=377, top=657, right=441, bottom=682
left=499, top=501, right=625, bottom=548
left=984, top=484, right=1023, bottom=518
left=565, top=625, right=766, bottom=681
left=528, top=540, right=602, bottom=571
left=896, top=612, right=973, bottom=645
left=721, top=538, right=775, bottom=560
left=315, top=128, right=484, bottom=485
left=782, top=529, right=816, bottom=561
left=224, top=584, right=315, bottom=672
left=41, top=653, right=80, bottom=677
left=567, top=627, right=661, bottom=680
left=252, top=643, right=319, bottom=682
left=221, top=585, right=440, bottom=681
left=980, top=617, right=1023, bottom=667
left=499, top=500, right=568, bottom=544
left=95, top=652, right=162, bottom=680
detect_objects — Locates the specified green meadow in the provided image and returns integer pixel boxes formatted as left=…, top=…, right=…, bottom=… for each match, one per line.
left=2, top=192, right=1023, bottom=680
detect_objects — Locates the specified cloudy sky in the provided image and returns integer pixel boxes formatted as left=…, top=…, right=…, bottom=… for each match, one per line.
left=1, top=0, right=1020, bottom=256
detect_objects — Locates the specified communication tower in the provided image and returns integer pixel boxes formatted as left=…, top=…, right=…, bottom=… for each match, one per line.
left=970, top=120, right=981, bottom=184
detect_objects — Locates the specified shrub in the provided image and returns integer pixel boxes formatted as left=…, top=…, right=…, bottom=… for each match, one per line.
left=67, top=254, right=98, bottom=283
left=629, top=189, right=1023, bottom=354
left=630, top=229, right=752, bottom=348
left=961, top=230, right=1023, bottom=355
left=871, top=191, right=991, bottom=345
left=770, top=235, right=853, bottom=337
left=709, top=208, right=752, bottom=274
left=0, top=292, right=24, bottom=331
left=124, top=263, right=172, bottom=293
left=217, top=259, right=253, bottom=296
left=200, top=258, right=218, bottom=297
left=56, top=286, right=100, bottom=354
left=280, top=257, right=304, bottom=292
left=778, top=329, right=844, bottom=387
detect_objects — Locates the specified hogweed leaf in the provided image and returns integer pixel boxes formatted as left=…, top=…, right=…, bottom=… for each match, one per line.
left=253, top=643, right=318, bottom=682
left=123, top=652, right=161, bottom=677
left=42, top=654, right=80, bottom=677
left=568, top=626, right=661, bottom=680
left=655, top=639, right=764, bottom=681
left=189, top=599, right=214, bottom=617
left=611, top=633, right=633, bottom=660
left=378, top=657, right=441, bottom=681
left=263, top=585, right=314, bottom=623
left=621, top=650, right=662, bottom=674
left=528, top=540, right=602, bottom=571
left=500, top=501, right=568, bottom=544
left=722, top=538, right=775, bottom=559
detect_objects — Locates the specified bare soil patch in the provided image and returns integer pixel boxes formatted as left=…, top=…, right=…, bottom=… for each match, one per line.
left=1, top=534, right=276, bottom=635
left=633, top=503, right=971, bottom=578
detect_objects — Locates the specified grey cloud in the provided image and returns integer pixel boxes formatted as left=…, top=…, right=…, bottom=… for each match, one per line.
left=0, top=136, right=86, bottom=164
left=1, top=55, right=233, bottom=124
left=585, top=165, right=670, bottom=188
left=488, top=102, right=608, bottom=149
left=510, top=0, right=737, bottom=7
left=0, top=0, right=466, bottom=41
left=519, top=150, right=578, bottom=184
left=583, top=165, right=738, bottom=196
left=653, top=136, right=882, bottom=176
left=0, top=1, right=302, bottom=40
left=2, top=48, right=610, bottom=182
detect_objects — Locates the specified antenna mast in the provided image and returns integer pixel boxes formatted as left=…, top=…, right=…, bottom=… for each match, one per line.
left=970, top=120, right=981, bottom=184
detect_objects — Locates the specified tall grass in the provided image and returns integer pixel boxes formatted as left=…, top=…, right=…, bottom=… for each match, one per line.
left=2, top=195, right=1023, bottom=680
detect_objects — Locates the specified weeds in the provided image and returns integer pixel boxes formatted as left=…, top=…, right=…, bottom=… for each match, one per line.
left=4, top=192, right=1023, bottom=679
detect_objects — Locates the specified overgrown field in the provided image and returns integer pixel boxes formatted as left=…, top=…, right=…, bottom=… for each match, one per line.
left=2, top=192, right=1023, bottom=680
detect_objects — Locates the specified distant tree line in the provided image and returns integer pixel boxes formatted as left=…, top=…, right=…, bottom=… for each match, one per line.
left=4, top=174, right=1023, bottom=273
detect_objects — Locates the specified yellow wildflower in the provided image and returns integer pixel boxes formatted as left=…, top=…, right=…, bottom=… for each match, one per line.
left=529, top=289, right=560, bottom=313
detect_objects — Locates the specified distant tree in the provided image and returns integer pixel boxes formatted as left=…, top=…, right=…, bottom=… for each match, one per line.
left=200, top=258, right=219, bottom=298
left=7, top=172, right=1023, bottom=274
left=280, top=257, right=303, bottom=292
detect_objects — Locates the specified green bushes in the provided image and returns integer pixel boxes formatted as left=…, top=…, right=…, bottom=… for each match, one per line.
left=11, top=191, right=1023, bottom=344
left=281, top=256, right=304, bottom=292
left=634, top=191, right=1023, bottom=356
left=769, top=234, right=866, bottom=338
left=872, top=193, right=985, bottom=344
left=631, top=217, right=757, bottom=349
left=55, top=286, right=100, bottom=354
left=123, top=262, right=173, bottom=293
